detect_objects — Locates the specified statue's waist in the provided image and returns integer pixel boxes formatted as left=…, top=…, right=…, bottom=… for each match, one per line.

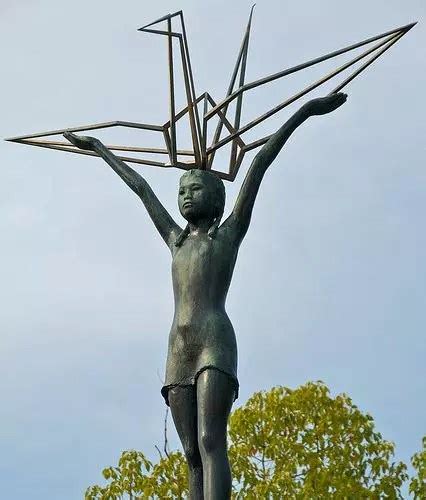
left=171, top=308, right=234, bottom=338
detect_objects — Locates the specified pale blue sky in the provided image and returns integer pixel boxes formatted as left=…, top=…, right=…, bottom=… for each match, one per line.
left=1, top=0, right=425, bottom=498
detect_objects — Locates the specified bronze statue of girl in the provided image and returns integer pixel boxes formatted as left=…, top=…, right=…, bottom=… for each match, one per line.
left=64, top=92, right=347, bottom=500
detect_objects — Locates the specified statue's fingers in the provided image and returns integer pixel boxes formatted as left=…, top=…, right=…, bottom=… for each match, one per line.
left=332, top=93, right=347, bottom=108
left=63, top=131, right=76, bottom=142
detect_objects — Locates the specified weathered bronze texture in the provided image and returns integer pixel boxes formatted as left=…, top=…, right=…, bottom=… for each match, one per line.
left=6, top=12, right=415, bottom=181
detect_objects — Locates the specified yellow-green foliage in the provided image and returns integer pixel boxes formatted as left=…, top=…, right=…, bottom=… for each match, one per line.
left=86, top=382, right=421, bottom=499
left=409, top=436, right=426, bottom=499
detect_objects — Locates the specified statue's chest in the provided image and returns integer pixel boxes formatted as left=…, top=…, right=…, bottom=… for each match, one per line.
left=171, top=234, right=237, bottom=292
left=172, top=237, right=216, bottom=274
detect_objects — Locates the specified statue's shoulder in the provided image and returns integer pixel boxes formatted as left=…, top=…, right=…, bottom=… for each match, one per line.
left=216, top=223, right=241, bottom=250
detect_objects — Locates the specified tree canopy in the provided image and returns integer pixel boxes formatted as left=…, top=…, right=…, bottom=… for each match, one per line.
left=85, top=381, right=424, bottom=499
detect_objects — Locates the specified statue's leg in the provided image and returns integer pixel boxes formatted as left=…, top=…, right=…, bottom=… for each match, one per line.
left=168, top=386, right=203, bottom=500
left=197, top=370, right=235, bottom=500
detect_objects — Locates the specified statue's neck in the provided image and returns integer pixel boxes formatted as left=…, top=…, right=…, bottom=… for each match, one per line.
left=188, top=218, right=214, bottom=235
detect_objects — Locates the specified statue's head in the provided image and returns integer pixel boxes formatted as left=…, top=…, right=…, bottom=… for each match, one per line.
left=178, top=169, right=225, bottom=223
left=175, top=169, right=225, bottom=246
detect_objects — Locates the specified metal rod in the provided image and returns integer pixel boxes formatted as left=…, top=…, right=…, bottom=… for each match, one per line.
left=179, top=11, right=203, bottom=160
left=202, top=93, right=209, bottom=168
left=138, top=10, right=183, bottom=31
left=18, top=140, right=168, bottom=167
left=162, top=127, right=173, bottom=161
left=206, top=93, right=245, bottom=148
left=205, top=23, right=414, bottom=121
left=138, top=28, right=180, bottom=38
left=6, top=121, right=164, bottom=142
left=207, top=31, right=401, bottom=154
left=23, top=139, right=194, bottom=156
left=173, top=159, right=233, bottom=181
left=178, top=36, right=202, bottom=165
left=214, top=171, right=233, bottom=181
left=229, top=6, right=253, bottom=171
left=167, top=17, right=177, bottom=165
left=231, top=147, right=246, bottom=180
left=163, top=93, right=205, bottom=128
left=244, top=135, right=270, bottom=152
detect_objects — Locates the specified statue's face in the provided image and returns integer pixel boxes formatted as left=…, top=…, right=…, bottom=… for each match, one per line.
left=178, top=172, right=217, bottom=222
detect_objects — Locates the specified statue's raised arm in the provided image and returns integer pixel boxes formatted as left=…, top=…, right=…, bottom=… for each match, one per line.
left=223, top=93, right=347, bottom=241
left=64, top=132, right=182, bottom=249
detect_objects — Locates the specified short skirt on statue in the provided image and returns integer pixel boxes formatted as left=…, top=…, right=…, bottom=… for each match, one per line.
left=161, top=329, right=239, bottom=406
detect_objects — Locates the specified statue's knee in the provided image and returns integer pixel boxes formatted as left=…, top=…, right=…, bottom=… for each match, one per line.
left=198, top=430, right=218, bottom=455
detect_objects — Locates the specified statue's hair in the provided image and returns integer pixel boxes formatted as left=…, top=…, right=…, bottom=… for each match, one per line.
left=175, top=169, right=225, bottom=247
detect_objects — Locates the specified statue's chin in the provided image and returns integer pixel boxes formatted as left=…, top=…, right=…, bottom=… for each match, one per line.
left=180, top=206, right=195, bottom=219
left=181, top=209, right=215, bottom=226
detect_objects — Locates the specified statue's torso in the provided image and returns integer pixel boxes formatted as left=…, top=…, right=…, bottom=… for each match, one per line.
left=171, top=229, right=237, bottom=323
left=164, top=227, right=239, bottom=387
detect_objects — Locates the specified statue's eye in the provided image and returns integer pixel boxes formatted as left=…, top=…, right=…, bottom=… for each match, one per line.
left=179, top=189, right=184, bottom=195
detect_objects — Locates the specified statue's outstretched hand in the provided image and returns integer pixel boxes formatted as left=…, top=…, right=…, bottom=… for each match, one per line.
left=305, top=92, right=347, bottom=116
left=63, top=131, right=101, bottom=151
